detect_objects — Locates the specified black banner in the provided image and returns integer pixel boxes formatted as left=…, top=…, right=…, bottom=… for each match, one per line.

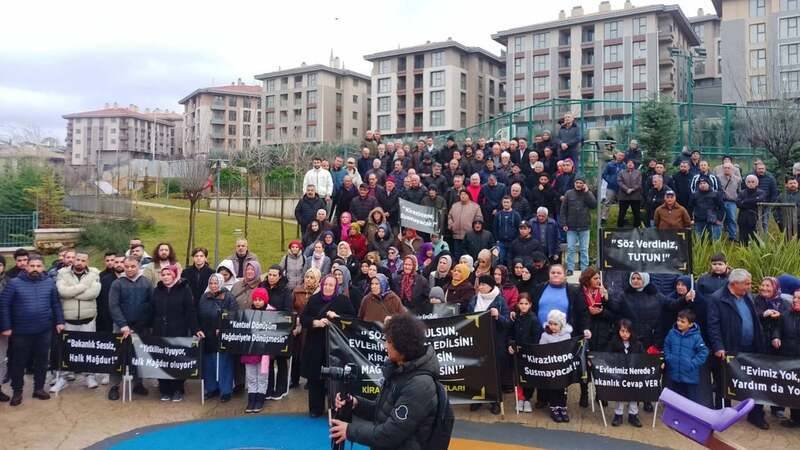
left=399, top=198, right=438, bottom=234
left=58, top=331, right=126, bottom=375
left=590, top=352, right=662, bottom=402
left=130, top=335, right=202, bottom=380
left=219, top=309, right=294, bottom=356
left=724, top=353, right=800, bottom=408
left=327, top=319, right=387, bottom=399
left=518, top=338, right=584, bottom=389
left=599, top=228, right=692, bottom=274
left=416, top=303, right=459, bottom=320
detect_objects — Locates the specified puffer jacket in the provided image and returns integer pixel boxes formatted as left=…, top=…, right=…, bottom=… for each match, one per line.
left=56, top=267, right=101, bottom=321
left=347, top=346, right=440, bottom=450
left=108, top=273, right=153, bottom=330
left=280, top=252, right=306, bottom=292
left=0, top=272, right=64, bottom=334
left=663, top=323, right=709, bottom=384
left=151, top=279, right=198, bottom=337
left=448, top=201, right=483, bottom=240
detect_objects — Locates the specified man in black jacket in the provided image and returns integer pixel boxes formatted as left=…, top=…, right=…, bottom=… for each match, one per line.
left=331, top=314, right=443, bottom=450
left=295, top=185, right=325, bottom=232
left=669, top=161, right=694, bottom=214
left=351, top=183, right=379, bottom=228
left=690, top=179, right=725, bottom=240
left=182, top=247, right=213, bottom=305
left=560, top=178, right=597, bottom=275
left=508, top=221, right=545, bottom=267
left=333, top=176, right=358, bottom=221
left=376, top=176, right=401, bottom=230
left=463, top=219, right=495, bottom=260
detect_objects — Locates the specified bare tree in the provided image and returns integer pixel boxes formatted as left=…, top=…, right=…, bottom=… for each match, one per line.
left=267, top=129, right=314, bottom=249
left=736, top=99, right=800, bottom=181
left=176, top=159, right=211, bottom=266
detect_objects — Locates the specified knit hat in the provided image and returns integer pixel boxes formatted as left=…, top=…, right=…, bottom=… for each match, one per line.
left=160, top=264, right=179, bottom=280
left=289, top=239, right=303, bottom=250
left=387, top=175, right=396, bottom=184
left=547, top=309, right=567, bottom=330
left=429, top=286, right=445, bottom=301
left=350, top=223, right=362, bottom=234
left=711, top=253, right=726, bottom=263
left=251, top=287, right=269, bottom=304
left=477, top=274, right=496, bottom=289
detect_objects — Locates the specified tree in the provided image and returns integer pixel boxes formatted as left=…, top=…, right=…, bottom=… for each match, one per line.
left=736, top=99, right=800, bottom=182
left=218, top=166, right=242, bottom=216
left=635, top=96, right=679, bottom=164
left=176, top=159, right=211, bottom=266
left=25, top=169, right=67, bottom=227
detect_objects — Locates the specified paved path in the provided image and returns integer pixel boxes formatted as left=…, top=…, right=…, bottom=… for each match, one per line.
left=134, top=201, right=297, bottom=225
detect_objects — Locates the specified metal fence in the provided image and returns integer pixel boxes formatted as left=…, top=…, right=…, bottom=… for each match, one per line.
left=0, top=212, right=38, bottom=247
left=63, top=195, right=134, bottom=219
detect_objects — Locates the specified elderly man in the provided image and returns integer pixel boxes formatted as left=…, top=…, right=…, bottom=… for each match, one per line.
left=294, top=184, right=325, bottom=232
left=227, top=239, right=259, bottom=279
left=556, top=112, right=582, bottom=165
left=737, top=175, right=767, bottom=245
left=654, top=190, right=692, bottom=230
left=717, top=162, right=742, bottom=240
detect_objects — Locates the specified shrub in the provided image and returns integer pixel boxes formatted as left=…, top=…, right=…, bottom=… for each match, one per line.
left=692, top=232, right=800, bottom=283
left=79, top=219, right=139, bottom=253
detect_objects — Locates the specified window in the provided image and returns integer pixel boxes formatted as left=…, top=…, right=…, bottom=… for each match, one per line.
left=604, top=21, right=621, bottom=39
left=787, top=0, right=800, bottom=11
left=279, top=111, right=288, bottom=123
left=633, top=17, right=647, bottom=35
left=414, top=94, right=423, bottom=108
left=692, top=24, right=705, bottom=45
left=307, top=90, right=317, bottom=105
left=294, top=76, right=302, bottom=88
left=378, top=60, right=391, bottom=74
left=75, top=139, right=81, bottom=144
left=533, top=54, right=549, bottom=72
left=695, top=62, right=706, bottom=75
left=414, top=54, right=424, bottom=69
left=110, top=128, right=116, bottom=134
left=352, top=111, right=358, bottom=120
left=398, top=57, right=406, bottom=71
left=460, top=112, right=467, bottom=128
left=281, top=77, right=288, bottom=89
left=582, top=26, right=595, bottom=43
left=336, top=93, right=342, bottom=106
left=307, top=108, right=317, bottom=121
left=460, top=92, right=467, bottom=108
left=353, top=95, right=358, bottom=103
left=534, top=76, right=549, bottom=93
left=750, top=23, right=766, bottom=43
left=604, top=44, right=622, bottom=63
left=228, top=110, right=237, bottom=121
left=110, top=139, right=116, bottom=144
left=514, top=57, right=525, bottom=74
left=352, top=128, right=359, bottom=137
left=266, top=95, right=275, bottom=108
left=514, top=100, right=524, bottom=111
left=294, top=92, right=302, bottom=106
left=459, top=53, right=466, bottom=68
left=306, top=125, right=316, bottom=139
left=294, top=109, right=302, bottom=121
left=307, top=73, right=317, bottom=87
left=750, top=0, right=766, bottom=17
left=228, top=96, right=237, bottom=107
left=430, top=90, right=445, bottom=107
left=604, top=67, right=622, bottom=85
left=280, top=94, right=288, bottom=107
left=783, top=43, right=800, bottom=65
left=750, top=75, right=767, bottom=96
left=782, top=70, right=800, bottom=92
left=432, top=51, right=444, bottom=67
left=266, top=79, right=275, bottom=92
left=632, top=65, right=647, bottom=84
left=243, top=124, right=251, bottom=135
left=377, top=77, right=391, bottom=93
left=632, top=41, right=647, bottom=59
left=478, top=76, right=484, bottom=93
left=228, top=124, right=236, bottom=135
left=378, top=115, right=390, bottom=131
left=243, top=98, right=252, bottom=108
left=414, top=113, right=423, bottom=128
left=414, top=74, right=423, bottom=89
left=751, top=49, right=767, bottom=69
left=604, top=91, right=623, bottom=105
left=514, top=79, right=524, bottom=95
left=243, top=110, right=251, bottom=122
left=534, top=32, right=548, bottom=49
left=430, top=110, right=444, bottom=127
left=266, top=112, right=275, bottom=124
left=460, top=73, right=467, bottom=90
left=335, top=77, right=342, bottom=89
left=377, top=96, right=391, bottom=112
left=353, top=78, right=359, bottom=87
left=781, top=17, right=800, bottom=38
left=489, top=80, right=495, bottom=96
left=265, top=129, right=274, bottom=141
left=514, top=36, right=524, bottom=52
left=430, top=70, right=445, bottom=87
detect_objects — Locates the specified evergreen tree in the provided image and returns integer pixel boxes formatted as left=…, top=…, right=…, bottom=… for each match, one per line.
left=635, top=97, right=679, bottom=164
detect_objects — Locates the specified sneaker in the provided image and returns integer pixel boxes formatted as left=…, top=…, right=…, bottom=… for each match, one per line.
left=160, top=394, right=171, bottom=401
left=133, top=384, right=149, bottom=396
left=490, top=402, right=501, bottom=415
left=523, top=401, right=533, bottom=413
left=65, top=373, right=76, bottom=381
left=10, top=391, right=22, bottom=406
left=108, top=386, right=120, bottom=401
left=252, top=394, right=264, bottom=413
left=516, top=399, right=524, bottom=412
left=245, top=393, right=256, bottom=413
left=550, top=408, right=563, bottom=423
left=612, top=414, right=623, bottom=427
left=559, top=407, right=570, bottom=423
left=172, top=391, right=183, bottom=402
left=32, top=390, right=51, bottom=400
left=643, top=402, right=654, bottom=412
left=100, top=374, right=110, bottom=385
left=49, top=378, right=68, bottom=393
left=628, top=414, right=642, bottom=428
left=0, top=389, right=9, bottom=402
left=86, top=375, right=99, bottom=390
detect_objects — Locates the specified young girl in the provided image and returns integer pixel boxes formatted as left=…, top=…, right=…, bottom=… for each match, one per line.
left=508, top=293, right=542, bottom=413
left=241, top=288, right=271, bottom=414
left=608, top=318, right=644, bottom=428
left=539, top=309, right=573, bottom=423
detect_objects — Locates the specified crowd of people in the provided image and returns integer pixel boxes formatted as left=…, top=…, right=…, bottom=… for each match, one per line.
left=1, top=122, right=800, bottom=436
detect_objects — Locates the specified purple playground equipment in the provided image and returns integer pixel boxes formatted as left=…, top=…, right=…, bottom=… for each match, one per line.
left=659, top=388, right=754, bottom=450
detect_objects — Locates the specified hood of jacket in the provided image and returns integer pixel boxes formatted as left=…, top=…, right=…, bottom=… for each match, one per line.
left=382, top=344, right=440, bottom=381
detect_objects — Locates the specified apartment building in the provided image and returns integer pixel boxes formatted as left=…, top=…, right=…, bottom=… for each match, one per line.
left=63, top=104, right=178, bottom=167
left=363, top=39, right=505, bottom=137
left=492, top=1, right=699, bottom=119
left=178, top=81, right=263, bottom=156
left=254, top=61, right=371, bottom=144
left=689, top=8, right=723, bottom=103
left=717, top=0, right=800, bottom=104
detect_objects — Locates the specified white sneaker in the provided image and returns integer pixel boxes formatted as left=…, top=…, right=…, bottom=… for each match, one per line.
left=50, top=378, right=68, bottom=393
left=523, top=401, right=533, bottom=413
left=65, top=373, right=76, bottom=381
left=516, top=399, right=524, bottom=412
left=100, top=374, right=110, bottom=385
left=86, top=375, right=98, bottom=389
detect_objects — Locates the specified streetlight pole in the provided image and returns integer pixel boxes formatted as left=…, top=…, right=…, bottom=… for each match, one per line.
left=670, top=47, right=706, bottom=151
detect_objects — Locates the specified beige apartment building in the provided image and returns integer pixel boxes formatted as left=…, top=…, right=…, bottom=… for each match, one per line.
left=254, top=62, right=371, bottom=144
left=63, top=104, right=179, bottom=167
left=716, top=0, right=800, bottom=103
left=492, top=1, right=698, bottom=119
left=689, top=8, right=723, bottom=103
left=179, top=81, right=263, bottom=156
left=363, top=39, right=505, bottom=137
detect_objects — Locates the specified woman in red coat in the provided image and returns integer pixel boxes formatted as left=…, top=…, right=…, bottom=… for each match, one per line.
left=346, top=223, right=368, bottom=260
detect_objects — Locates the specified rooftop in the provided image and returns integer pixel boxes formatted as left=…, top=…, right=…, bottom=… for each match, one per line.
left=62, top=107, right=178, bottom=125
left=254, top=64, right=370, bottom=82
left=363, top=39, right=504, bottom=65
left=178, top=83, right=262, bottom=105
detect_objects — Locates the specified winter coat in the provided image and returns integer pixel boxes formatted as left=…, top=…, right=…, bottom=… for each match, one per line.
left=508, top=235, right=545, bottom=266
left=494, top=210, right=522, bottom=242
left=56, top=267, right=101, bottom=321
left=197, top=288, right=237, bottom=352
left=231, top=277, right=261, bottom=311
left=690, top=172, right=720, bottom=193
left=466, top=289, right=511, bottom=383
left=773, top=309, right=800, bottom=357
left=654, top=203, right=692, bottom=230
left=742, top=171, right=778, bottom=202
left=376, top=186, right=401, bottom=226
left=261, top=277, right=293, bottom=313
left=0, top=272, right=64, bottom=334
left=527, top=184, right=560, bottom=216
left=300, top=293, right=355, bottom=381
left=602, top=161, right=625, bottom=192
left=530, top=283, right=589, bottom=337
left=280, top=252, right=306, bottom=292
left=294, top=194, right=326, bottom=230
left=391, top=273, right=430, bottom=314
left=556, top=122, right=582, bottom=162
left=96, top=270, right=117, bottom=332
left=347, top=346, right=440, bottom=450
left=707, top=287, right=765, bottom=354
left=108, top=273, right=153, bottom=330
left=617, top=169, right=642, bottom=201
left=226, top=251, right=259, bottom=280
left=668, top=171, right=694, bottom=211
left=448, top=201, right=483, bottom=240
left=559, top=189, right=597, bottom=231
left=302, top=168, right=334, bottom=198
left=510, top=312, right=542, bottom=346
left=181, top=264, right=213, bottom=305
left=400, top=187, right=426, bottom=205
left=583, top=290, right=625, bottom=352
left=347, top=234, right=368, bottom=260
left=645, top=186, right=668, bottom=223
left=696, top=270, right=729, bottom=300
left=478, top=183, right=507, bottom=219
left=664, top=323, right=710, bottom=384
left=531, top=219, right=560, bottom=259
left=151, top=280, right=198, bottom=337
left=463, top=229, right=495, bottom=258
left=617, top=284, right=667, bottom=350
left=690, top=189, right=725, bottom=223
left=539, top=323, right=574, bottom=344
left=608, top=335, right=644, bottom=354
left=554, top=172, right=576, bottom=196
left=421, top=195, right=447, bottom=236
left=334, top=186, right=358, bottom=220
left=304, top=254, right=332, bottom=276
left=736, top=188, right=767, bottom=230
left=665, top=289, right=709, bottom=344
left=753, top=294, right=791, bottom=350
left=443, top=281, right=475, bottom=313
left=396, top=236, right=424, bottom=259
left=358, top=291, right=405, bottom=322
left=350, top=195, right=380, bottom=223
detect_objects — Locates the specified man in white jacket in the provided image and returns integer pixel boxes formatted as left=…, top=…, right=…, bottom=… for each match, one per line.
left=302, top=157, right=334, bottom=212
left=52, top=251, right=101, bottom=392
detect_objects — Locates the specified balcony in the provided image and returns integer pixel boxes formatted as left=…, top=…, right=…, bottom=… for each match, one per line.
left=658, top=30, right=674, bottom=42
left=210, top=131, right=225, bottom=139
left=211, top=101, right=225, bottom=110
left=659, top=56, right=674, bottom=66
left=660, top=80, right=675, bottom=90
left=211, top=116, right=225, bottom=125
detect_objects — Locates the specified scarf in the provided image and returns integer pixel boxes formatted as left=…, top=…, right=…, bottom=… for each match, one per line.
left=311, top=250, right=325, bottom=269
left=320, top=274, right=338, bottom=303
left=339, top=214, right=352, bottom=242
left=375, top=273, right=391, bottom=299
left=205, top=273, right=226, bottom=294
left=761, top=276, right=782, bottom=309
left=475, top=286, right=500, bottom=312
left=332, top=264, right=351, bottom=297
left=451, top=263, right=471, bottom=287
left=435, top=255, right=453, bottom=278
left=630, top=272, right=650, bottom=292
left=583, top=287, right=602, bottom=308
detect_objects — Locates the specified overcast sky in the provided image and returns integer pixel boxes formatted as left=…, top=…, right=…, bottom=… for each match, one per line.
left=0, top=0, right=714, bottom=142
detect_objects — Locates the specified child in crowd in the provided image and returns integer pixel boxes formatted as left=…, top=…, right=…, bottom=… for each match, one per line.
left=241, top=288, right=272, bottom=414
left=508, top=293, right=542, bottom=413
left=664, top=309, right=709, bottom=404
left=609, top=318, right=644, bottom=427
left=538, top=309, right=573, bottom=423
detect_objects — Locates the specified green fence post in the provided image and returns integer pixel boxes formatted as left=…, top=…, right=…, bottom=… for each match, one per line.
left=724, top=105, right=732, bottom=152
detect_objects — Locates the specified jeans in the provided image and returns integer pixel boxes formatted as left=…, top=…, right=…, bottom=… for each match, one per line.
left=722, top=201, right=737, bottom=240
left=694, top=221, right=722, bottom=241
left=452, top=239, right=465, bottom=262
left=601, top=189, right=617, bottom=221
left=566, top=229, right=590, bottom=271
left=497, top=241, right=511, bottom=267
left=202, top=352, right=234, bottom=396
left=9, top=330, right=51, bottom=393
left=671, top=381, right=699, bottom=403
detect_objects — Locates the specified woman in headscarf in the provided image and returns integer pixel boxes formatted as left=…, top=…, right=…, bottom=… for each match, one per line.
left=359, top=273, right=405, bottom=322
left=337, top=212, right=353, bottom=243
left=231, top=260, right=262, bottom=310
left=364, top=207, right=388, bottom=248
left=416, top=242, right=435, bottom=273
left=515, top=263, right=537, bottom=298
left=290, top=268, right=321, bottom=387
left=444, top=263, right=476, bottom=313
left=198, top=273, right=238, bottom=402
left=302, top=220, right=322, bottom=250
left=459, top=254, right=476, bottom=285
left=392, top=255, right=430, bottom=314
left=346, top=223, right=368, bottom=260
left=494, top=265, right=519, bottom=312
left=336, top=241, right=359, bottom=278
left=473, top=249, right=494, bottom=285
left=618, top=271, right=666, bottom=353
left=428, top=253, right=453, bottom=288
left=304, top=241, right=331, bottom=276
left=301, top=274, right=355, bottom=417
left=368, top=224, right=394, bottom=260
left=397, top=227, right=423, bottom=258
left=215, top=259, right=238, bottom=291
left=510, top=258, right=525, bottom=284
left=332, top=262, right=362, bottom=313
left=381, top=246, right=402, bottom=275
left=754, top=277, right=790, bottom=353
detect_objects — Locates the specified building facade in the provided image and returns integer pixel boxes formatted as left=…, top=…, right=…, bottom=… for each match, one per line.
left=363, top=40, right=505, bottom=138
left=492, top=1, right=699, bottom=118
left=689, top=8, right=723, bottom=104
left=63, top=105, right=178, bottom=167
left=718, top=0, right=800, bottom=104
left=178, top=82, right=263, bottom=156
left=255, top=63, right=371, bottom=144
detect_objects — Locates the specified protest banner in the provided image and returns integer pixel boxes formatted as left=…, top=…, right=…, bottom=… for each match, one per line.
left=218, top=309, right=294, bottom=356
left=724, top=353, right=800, bottom=408
left=416, top=303, right=459, bottom=320
left=399, top=198, right=438, bottom=234
left=130, top=335, right=202, bottom=380
left=58, top=331, right=126, bottom=375
left=327, top=319, right=387, bottom=399
left=517, top=338, right=584, bottom=389
left=599, top=228, right=692, bottom=274
left=590, top=352, right=662, bottom=402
